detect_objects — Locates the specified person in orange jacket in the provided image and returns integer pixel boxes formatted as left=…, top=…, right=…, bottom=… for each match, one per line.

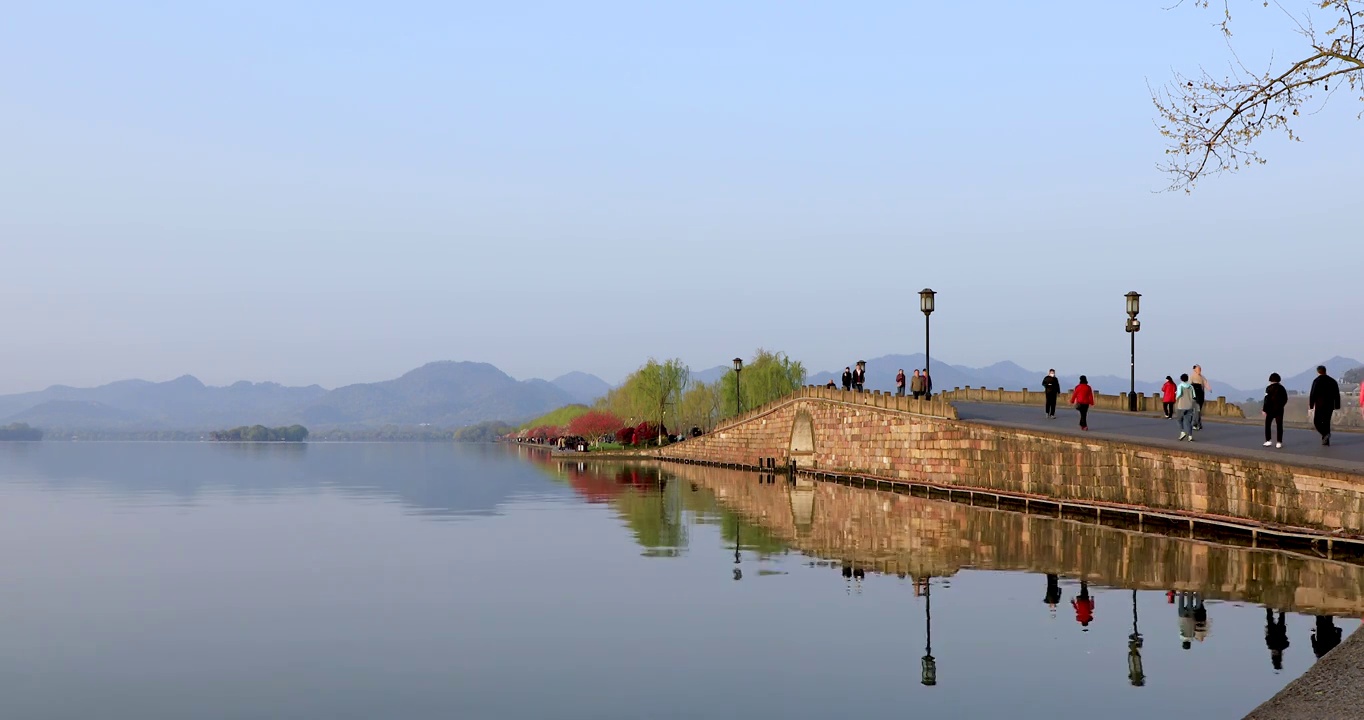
left=1070, top=375, right=1095, bottom=431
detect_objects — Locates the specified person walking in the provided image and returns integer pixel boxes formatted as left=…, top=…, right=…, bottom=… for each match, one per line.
left=1312, top=615, right=1343, bottom=659
left=910, top=370, right=925, bottom=399
left=841, top=367, right=853, bottom=392
left=1161, top=376, right=1177, bottom=419
left=852, top=362, right=866, bottom=392
left=1175, top=373, right=1197, bottom=441
left=1042, top=369, right=1061, bottom=419
left=1044, top=574, right=1063, bottom=618
left=1308, top=365, right=1342, bottom=446
left=1070, top=375, right=1095, bottom=431
left=1071, top=580, right=1095, bottom=630
left=1262, top=372, right=1288, bottom=448
left=922, top=369, right=933, bottom=398
left=1265, top=608, right=1290, bottom=671
left=1190, top=365, right=1210, bottom=430
left=895, top=369, right=906, bottom=397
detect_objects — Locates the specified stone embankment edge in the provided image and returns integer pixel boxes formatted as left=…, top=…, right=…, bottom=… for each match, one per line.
left=1244, top=627, right=1364, bottom=719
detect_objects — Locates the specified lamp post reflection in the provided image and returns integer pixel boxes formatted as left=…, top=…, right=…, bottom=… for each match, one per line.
left=732, top=515, right=742, bottom=581
left=1128, top=589, right=1146, bottom=687
left=921, top=577, right=937, bottom=686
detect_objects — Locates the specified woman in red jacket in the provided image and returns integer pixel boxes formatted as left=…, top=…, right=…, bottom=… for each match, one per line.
left=1161, top=376, right=1177, bottom=419
left=1070, top=375, right=1095, bottom=431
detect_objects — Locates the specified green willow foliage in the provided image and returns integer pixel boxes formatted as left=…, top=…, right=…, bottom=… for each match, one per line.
left=716, top=349, right=806, bottom=418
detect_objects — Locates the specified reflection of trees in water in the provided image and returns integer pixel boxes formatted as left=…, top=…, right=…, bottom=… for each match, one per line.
left=538, top=460, right=791, bottom=557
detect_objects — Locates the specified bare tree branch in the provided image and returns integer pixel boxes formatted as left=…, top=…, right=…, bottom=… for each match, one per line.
left=1153, top=0, right=1364, bottom=190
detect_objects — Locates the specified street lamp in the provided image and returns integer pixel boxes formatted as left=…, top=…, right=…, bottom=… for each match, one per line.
left=733, top=357, right=744, bottom=415
left=732, top=515, right=743, bottom=581
left=1125, top=291, right=1142, bottom=412
left=920, top=577, right=937, bottom=686
left=919, top=289, right=936, bottom=379
left=1128, top=589, right=1145, bottom=687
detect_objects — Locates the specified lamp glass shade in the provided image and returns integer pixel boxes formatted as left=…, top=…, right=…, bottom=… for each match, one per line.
left=919, top=288, right=936, bottom=315
left=1125, top=291, right=1141, bottom=317
left=733, top=357, right=743, bottom=372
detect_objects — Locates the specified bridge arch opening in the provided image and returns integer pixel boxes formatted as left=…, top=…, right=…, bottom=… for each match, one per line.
left=790, top=410, right=816, bottom=467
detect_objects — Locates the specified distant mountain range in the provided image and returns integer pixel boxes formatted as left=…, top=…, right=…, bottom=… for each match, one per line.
left=4, top=354, right=1356, bottom=435
left=0, top=362, right=612, bottom=433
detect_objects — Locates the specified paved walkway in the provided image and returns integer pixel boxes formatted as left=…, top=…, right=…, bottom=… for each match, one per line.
left=955, top=402, right=1364, bottom=476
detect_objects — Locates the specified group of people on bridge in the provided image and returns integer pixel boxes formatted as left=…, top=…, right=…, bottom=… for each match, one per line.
left=1039, top=363, right=1361, bottom=448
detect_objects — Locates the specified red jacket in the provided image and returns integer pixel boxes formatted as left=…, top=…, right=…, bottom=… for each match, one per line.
left=1070, top=384, right=1095, bottom=406
left=1161, top=380, right=1177, bottom=403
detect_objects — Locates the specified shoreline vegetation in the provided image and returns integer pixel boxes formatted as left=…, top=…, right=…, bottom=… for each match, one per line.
left=503, top=350, right=806, bottom=453
left=0, top=422, right=43, bottom=441
left=209, top=425, right=309, bottom=442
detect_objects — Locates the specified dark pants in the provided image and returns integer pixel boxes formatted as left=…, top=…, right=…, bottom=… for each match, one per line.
left=1313, top=409, right=1332, bottom=439
left=912, top=390, right=924, bottom=399
left=1192, top=384, right=1205, bottom=427
left=1163, top=401, right=1174, bottom=418
left=842, top=384, right=850, bottom=392
left=1044, top=392, right=1058, bottom=416
left=1265, top=413, right=1283, bottom=443
left=1077, top=404, right=1090, bottom=428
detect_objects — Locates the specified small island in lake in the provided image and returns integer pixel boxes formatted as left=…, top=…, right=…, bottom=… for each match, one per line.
left=0, top=423, right=43, bottom=441
left=210, top=424, right=309, bottom=442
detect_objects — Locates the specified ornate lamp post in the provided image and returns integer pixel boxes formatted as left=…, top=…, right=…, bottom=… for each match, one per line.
left=920, top=289, right=936, bottom=378
left=1125, top=292, right=1142, bottom=412
left=733, top=357, right=744, bottom=415
left=1128, top=589, right=1145, bottom=687
left=920, top=577, right=937, bottom=686
left=732, top=515, right=743, bottom=581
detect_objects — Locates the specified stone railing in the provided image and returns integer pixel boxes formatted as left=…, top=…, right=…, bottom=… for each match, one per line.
left=708, top=385, right=957, bottom=436
left=938, top=385, right=1246, bottom=419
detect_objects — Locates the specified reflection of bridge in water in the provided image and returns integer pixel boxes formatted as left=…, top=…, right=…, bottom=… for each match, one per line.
left=649, top=461, right=1364, bottom=618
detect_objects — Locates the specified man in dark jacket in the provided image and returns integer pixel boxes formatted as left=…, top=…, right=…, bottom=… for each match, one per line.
left=1041, top=369, right=1061, bottom=419
left=1309, top=365, right=1342, bottom=445
left=841, top=367, right=853, bottom=392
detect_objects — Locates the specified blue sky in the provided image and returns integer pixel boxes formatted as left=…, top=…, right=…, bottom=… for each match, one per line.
left=2, top=1, right=1360, bottom=393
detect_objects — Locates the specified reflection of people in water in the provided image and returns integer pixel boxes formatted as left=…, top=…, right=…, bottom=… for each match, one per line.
left=1071, top=580, right=1095, bottom=630
left=1044, top=574, right=1063, bottom=618
left=1312, top=616, right=1343, bottom=659
left=1177, top=591, right=1205, bottom=650
left=1265, top=609, right=1290, bottom=670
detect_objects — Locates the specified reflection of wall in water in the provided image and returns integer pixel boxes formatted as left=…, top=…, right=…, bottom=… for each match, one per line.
left=671, top=462, right=1364, bottom=617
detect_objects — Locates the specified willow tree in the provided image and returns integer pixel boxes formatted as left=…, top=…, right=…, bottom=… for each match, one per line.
left=598, top=358, right=689, bottom=443
left=679, top=380, right=723, bottom=432
left=718, top=349, right=806, bottom=419
left=1153, top=1, right=1364, bottom=190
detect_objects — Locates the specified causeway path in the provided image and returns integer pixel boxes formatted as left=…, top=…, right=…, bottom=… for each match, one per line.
left=954, top=402, right=1364, bottom=476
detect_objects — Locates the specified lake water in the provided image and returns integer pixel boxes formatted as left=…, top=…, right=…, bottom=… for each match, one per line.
left=0, top=442, right=1357, bottom=719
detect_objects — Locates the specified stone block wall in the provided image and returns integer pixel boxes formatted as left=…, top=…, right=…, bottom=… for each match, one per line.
left=656, top=393, right=1364, bottom=535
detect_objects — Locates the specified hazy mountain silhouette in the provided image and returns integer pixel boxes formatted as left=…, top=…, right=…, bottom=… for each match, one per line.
left=808, top=353, right=1254, bottom=400
left=549, top=371, right=612, bottom=404
left=1280, top=356, right=1363, bottom=394
left=298, top=362, right=574, bottom=428
left=690, top=365, right=731, bottom=385
left=0, top=361, right=574, bottom=432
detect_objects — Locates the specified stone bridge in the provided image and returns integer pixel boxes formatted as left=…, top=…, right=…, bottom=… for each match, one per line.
left=653, top=386, right=1364, bottom=540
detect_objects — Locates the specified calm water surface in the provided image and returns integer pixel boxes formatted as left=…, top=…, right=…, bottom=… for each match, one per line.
left=0, top=442, right=1357, bottom=719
